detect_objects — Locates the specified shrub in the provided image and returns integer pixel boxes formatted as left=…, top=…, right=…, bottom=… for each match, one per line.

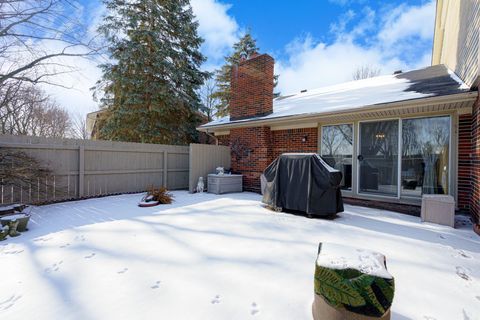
left=147, top=187, right=173, bottom=204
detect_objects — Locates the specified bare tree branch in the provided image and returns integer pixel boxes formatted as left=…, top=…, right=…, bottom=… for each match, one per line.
left=199, top=77, right=220, bottom=121
left=0, top=80, right=72, bottom=137
left=0, top=0, right=100, bottom=87
left=352, top=65, right=381, bottom=80
left=69, top=112, right=89, bottom=139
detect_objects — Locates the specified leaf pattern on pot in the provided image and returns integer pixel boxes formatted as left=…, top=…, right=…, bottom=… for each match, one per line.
left=314, top=265, right=395, bottom=317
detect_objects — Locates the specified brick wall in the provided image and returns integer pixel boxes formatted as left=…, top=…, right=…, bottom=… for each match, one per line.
left=229, top=127, right=272, bottom=192
left=271, top=128, right=318, bottom=159
left=458, top=114, right=473, bottom=212
left=216, top=134, right=230, bottom=147
left=230, top=54, right=274, bottom=121
left=215, top=127, right=317, bottom=191
left=471, top=95, right=480, bottom=226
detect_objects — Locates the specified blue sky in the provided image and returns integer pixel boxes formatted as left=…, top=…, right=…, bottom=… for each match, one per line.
left=44, top=0, right=437, bottom=116
left=224, top=0, right=434, bottom=62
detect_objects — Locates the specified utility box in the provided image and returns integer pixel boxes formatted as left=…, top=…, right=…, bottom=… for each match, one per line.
left=207, top=174, right=243, bottom=195
left=421, top=195, right=455, bottom=228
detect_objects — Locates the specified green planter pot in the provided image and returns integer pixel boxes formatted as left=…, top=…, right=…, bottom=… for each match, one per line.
left=313, top=243, right=394, bottom=319
left=1, top=213, right=31, bottom=232
left=0, top=226, right=8, bottom=241
left=7, top=220, right=20, bottom=237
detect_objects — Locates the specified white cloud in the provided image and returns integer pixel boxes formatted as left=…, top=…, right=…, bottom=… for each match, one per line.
left=378, top=1, right=436, bottom=46
left=276, top=1, right=436, bottom=95
left=40, top=0, right=240, bottom=119
left=191, top=0, right=239, bottom=62
left=276, top=36, right=403, bottom=94
left=40, top=53, right=103, bottom=116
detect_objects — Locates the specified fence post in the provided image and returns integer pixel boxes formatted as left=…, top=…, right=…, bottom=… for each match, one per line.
left=163, top=151, right=168, bottom=188
left=78, top=146, right=85, bottom=198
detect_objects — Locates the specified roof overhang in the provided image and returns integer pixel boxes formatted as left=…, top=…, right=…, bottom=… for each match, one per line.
left=198, top=91, right=478, bottom=133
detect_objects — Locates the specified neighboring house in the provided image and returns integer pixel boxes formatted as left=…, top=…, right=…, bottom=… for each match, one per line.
left=197, top=0, right=480, bottom=230
left=86, top=110, right=105, bottom=140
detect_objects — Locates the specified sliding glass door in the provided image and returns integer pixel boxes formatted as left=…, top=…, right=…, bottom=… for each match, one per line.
left=321, top=116, right=452, bottom=199
left=359, top=120, right=399, bottom=196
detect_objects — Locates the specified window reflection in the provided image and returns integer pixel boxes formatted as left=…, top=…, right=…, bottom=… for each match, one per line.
left=321, top=124, right=353, bottom=190
left=401, top=116, right=450, bottom=197
left=359, top=120, right=399, bottom=196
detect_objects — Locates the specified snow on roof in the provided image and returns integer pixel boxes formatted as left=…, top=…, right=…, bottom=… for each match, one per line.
left=201, top=65, right=471, bottom=128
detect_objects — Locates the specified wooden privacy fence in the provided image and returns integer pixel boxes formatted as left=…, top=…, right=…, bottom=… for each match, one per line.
left=0, top=135, right=190, bottom=204
left=0, top=135, right=232, bottom=205
left=188, top=143, right=231, bottom=193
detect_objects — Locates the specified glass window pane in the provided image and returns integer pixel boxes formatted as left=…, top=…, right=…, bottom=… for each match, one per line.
left=321, top=124, right=353, bottom=190
left=359, top=120, right=399, bottom=196
left=401, top=116, right=450, bottom=197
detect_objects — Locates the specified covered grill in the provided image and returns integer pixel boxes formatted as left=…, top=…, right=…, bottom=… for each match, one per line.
left=262, top=153, right=344, bottom=217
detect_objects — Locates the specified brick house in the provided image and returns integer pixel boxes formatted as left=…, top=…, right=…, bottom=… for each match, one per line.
left=198, top=0, right=480, bottom=232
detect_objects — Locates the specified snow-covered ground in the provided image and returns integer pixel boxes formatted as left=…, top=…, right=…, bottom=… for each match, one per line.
left=0, top=191, right=479, bottom=320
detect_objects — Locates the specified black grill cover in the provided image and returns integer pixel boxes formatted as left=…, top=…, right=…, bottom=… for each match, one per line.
left=262, top=153, right=344, bottom=216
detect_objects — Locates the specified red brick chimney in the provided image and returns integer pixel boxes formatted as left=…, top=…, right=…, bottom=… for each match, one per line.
left=230, top=53, right=274, bottom=121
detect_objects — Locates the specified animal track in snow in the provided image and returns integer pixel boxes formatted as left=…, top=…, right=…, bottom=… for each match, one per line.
left=74, top=235, right=86, bottom=242
left=84, top=253, right=96, bottom=259
left=454, top=250, right=472, bottom=259
left=151, top=281, right=161, bottom=289
left=476, top=296, right=480, bottom=301
left=34, top=236, right=52, bottom=243
left=2, top=248, right=24, bottom=255
left=438, top=234, right=446, bottom=239
left=45, top=261, right=63, bottom=273
left=211, top=295, right=221, bottom=304
left=0, top=295, right=22, bottom=311
left=250, top=302, right=259, bottom=316
left=463, top=309, right=472, bottom=320
left=117, top=268, right=128, bottom=274
left=59, top=243, right=70, bottom=248
left=423, top=316, right=437, bottom=320
left=456, top=266, right=471, bottom=281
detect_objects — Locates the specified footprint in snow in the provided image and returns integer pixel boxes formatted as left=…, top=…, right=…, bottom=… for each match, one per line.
left=454, top=250, right=472, bottom=259
left=45, top=261, right=63, bottom=273
left=211, top=295, right=221, bottom=304
left=75, top=235, right=86, bottom=242
left=34, top=237, right=52, bottom=243
left=0, top=295, right=22, bottom=311
left=463, top=309, right=472, bottom=320
left=151, top=281, right=161, bottom=289
left=456, top=266, right=471, bottom=281
left=84, top=253, right=96, bottom=259
left=2, top=249, right=24, bottom=255
left=117, top=268, right=128, bottom=274
left=438, top=234, right=446, bottom=239
left=250, top=302, right=259, bottom=316
left=59, top=243, right=70, bottom=248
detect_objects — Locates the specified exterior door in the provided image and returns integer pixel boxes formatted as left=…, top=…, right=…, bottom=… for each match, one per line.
left=358, top=120, right=399, bottom=197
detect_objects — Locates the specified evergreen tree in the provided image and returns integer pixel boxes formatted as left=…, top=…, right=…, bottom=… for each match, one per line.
left=212, top=32, right=279, bottom=117
left=95, top=0, right=208, bottom=144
